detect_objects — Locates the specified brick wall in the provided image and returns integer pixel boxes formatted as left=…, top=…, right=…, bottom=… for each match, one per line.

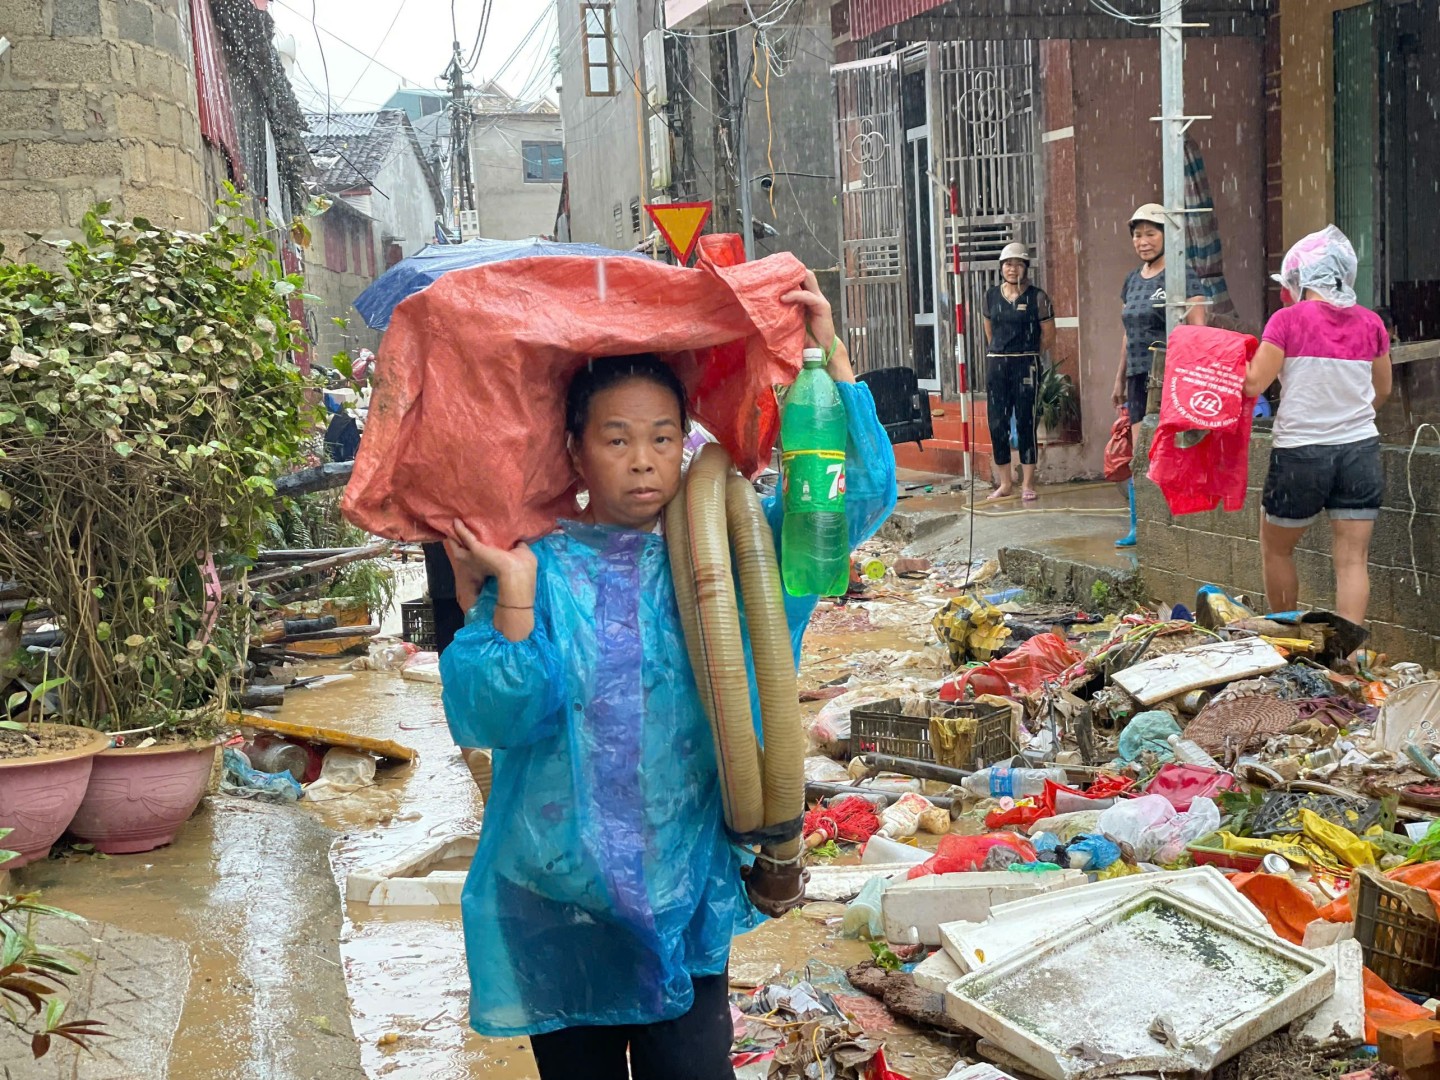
left=0, top=0, right=208, bottom=260
left=1135, top=423, right=1440, bottom=667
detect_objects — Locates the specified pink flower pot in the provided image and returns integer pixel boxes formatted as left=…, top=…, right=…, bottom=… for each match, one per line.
left=0, top=725, right=111, bottom=868
left=68, top=742, right=218, bottom=855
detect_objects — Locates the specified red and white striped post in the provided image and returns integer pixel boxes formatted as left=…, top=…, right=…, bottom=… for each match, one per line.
left=949, top=183, right=972, bottom=482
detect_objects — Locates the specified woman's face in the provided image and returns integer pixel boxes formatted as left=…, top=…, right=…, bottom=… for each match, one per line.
left=1132, top=223, right=1164, bottom=264
left=571, top=379, right=684, bottom=531
left=1001, top=259, right=1027, bottom=284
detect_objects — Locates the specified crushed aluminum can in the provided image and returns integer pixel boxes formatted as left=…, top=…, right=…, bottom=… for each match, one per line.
left=1261, top=853, right=1291, bottom=874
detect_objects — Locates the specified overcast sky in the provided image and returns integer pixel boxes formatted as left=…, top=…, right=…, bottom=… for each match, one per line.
left=268, top=0, right=560, bottom=114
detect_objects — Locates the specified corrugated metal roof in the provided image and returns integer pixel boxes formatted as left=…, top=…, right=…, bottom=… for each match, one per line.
left=850, top=0, right=948, bottom=38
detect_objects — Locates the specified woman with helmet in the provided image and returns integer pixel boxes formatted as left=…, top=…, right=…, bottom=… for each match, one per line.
left=1111, top=203, right=1209, bottom=546
left=1242, top=225, right=1392, bottom=627
left=982, top=241, right=1056, bottom=501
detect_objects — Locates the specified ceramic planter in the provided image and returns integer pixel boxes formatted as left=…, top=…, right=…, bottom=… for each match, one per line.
left=68, top=741, right=218, bottom=855
left=0, top=724, right=111, bottom=868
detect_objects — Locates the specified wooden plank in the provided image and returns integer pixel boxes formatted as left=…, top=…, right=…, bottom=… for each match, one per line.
left=232, top=711, right=417, bottom=763
left=272, top=460, right=354, bottom=498
left=240, top=541, right=391, bottom=590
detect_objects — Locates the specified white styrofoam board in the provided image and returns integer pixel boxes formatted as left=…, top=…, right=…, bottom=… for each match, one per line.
left=940, top=866, right=1272, bottom=974
left=1112, top=638, right=1287, bottom=705
left=346, top=832, right=475, bottom=906
left=915, top=948, right=964, bottom=994
left=802, top=863, right=915, bottom=903
left=1296, top=939, right=1365, bottom=1050
left=945, top=890, right=1335, bottom=1080
left=882, top=870, right=1086, bottom=947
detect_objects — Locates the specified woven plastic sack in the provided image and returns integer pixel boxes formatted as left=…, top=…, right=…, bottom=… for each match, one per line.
left=343, top=251, right=810, bottom=546
left=1104, top=408, right=1134, bottom=483
left=1146, top=325, right=1259, bottom=516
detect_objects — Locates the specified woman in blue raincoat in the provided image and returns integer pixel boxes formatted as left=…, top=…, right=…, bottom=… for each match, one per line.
left=439, top=269, right=897, bottom=1080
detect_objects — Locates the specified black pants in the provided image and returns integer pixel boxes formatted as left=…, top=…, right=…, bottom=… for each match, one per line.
left=986, top=355, right=1039, bottom=467
left=529, top=972, right=735, bottom=1080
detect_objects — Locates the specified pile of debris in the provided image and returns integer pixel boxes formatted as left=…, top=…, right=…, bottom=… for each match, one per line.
left=759, top=577, right=1440, bottom=1080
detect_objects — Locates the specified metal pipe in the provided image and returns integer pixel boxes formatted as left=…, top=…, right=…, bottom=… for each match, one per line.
left=1160, top=0, right=1186, bottom=336
left=803, top=781, right=955, bottom=811
left=857, top=753, right=974, bottom=785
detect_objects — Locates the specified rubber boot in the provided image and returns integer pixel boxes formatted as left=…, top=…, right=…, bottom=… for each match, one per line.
left=1116, top=480, right=1138, bottom=548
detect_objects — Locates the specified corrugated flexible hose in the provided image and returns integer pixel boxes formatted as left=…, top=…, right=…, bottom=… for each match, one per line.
left=666, top=443, right=806, bottom=916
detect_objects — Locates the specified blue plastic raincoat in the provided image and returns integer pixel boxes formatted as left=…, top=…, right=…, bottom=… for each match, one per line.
left=440, top=382, right=897, bottom=1037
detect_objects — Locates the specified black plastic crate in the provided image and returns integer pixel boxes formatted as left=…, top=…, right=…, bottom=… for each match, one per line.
left=400, top=597, right=436, bottom=650
left=850, top=698, right=1013, bottom=768
left=1248, top=790, right=1382, bottom=839
left=1353, top=866, right=1440, bottom=999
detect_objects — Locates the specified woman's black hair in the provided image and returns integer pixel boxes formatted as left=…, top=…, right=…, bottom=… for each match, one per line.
left=565, top=354, right=688, bottom=438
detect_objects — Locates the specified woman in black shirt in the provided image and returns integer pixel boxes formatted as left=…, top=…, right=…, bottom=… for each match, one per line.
left=983, top=242, right=1055, bottom=501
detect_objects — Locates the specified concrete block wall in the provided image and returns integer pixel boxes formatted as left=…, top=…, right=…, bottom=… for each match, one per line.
left=1135, top=423, right=1440, bottom=667
left=0, top=0, right=208, bottom=261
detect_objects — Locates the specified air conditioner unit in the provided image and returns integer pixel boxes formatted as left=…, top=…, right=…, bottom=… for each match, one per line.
left=458, top=209, right=479, bottom=240
left=643, top=30, right=669, bottom=107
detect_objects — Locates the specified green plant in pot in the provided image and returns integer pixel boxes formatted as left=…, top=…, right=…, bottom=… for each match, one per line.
left=0, top=830, right=108, bottom=1059
left=0, top=190, right=320, bottom=853
left=1035, top=361, right=1080, bottom=438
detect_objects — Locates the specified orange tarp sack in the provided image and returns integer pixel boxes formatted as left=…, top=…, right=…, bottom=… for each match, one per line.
left=1230, top=871, right=1320, bottom=945
left=343, top=251, right=810, bottom=546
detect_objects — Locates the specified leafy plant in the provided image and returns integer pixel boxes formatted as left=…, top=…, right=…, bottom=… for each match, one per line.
left=0, top=831, right=108, bottom=1059
left=0, top=190, right=320, bottom=734
left=1090, top=580, right=1112, bottom=608
left=1035, top=361, right=1081, bottom=435
left=265, top=490, right=397, bottom=620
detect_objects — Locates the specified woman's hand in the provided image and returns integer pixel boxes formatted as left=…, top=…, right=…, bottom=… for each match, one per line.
left=783, top=269, right=837, bottom=352
left=444, top=519, right=537, bottom=638
left=1112, top=378, right=1127, bottom=409
left=784, top=269, right=854, bottom=383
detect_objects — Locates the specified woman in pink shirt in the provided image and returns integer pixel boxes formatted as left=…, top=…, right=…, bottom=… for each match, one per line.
left=1243, top=226, right=1393, bottom=626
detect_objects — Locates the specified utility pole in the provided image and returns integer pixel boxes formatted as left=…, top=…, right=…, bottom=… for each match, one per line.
left=446, top=40, right=476, bottom=236
left=731, top=29, right=755, bottom=261
left=1159, top=0, right=1186, bottom=335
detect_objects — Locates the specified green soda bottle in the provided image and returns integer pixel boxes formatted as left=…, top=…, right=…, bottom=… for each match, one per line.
left=781, top=348, right=849, bottom=596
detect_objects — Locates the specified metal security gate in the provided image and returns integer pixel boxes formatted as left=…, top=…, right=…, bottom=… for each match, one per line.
left=833, top=56, right=910, bottom=376
left=933, top=41, right=1043, bottom=395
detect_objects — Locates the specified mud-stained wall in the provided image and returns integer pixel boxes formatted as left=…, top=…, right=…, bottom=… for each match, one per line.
left=1135, top=423, right=1440, bottom=668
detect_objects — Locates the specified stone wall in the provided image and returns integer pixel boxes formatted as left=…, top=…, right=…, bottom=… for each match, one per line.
left=0, top=0, right=208, bottom=260
left=305, top=203, right=380, bottom=366
left=1135, top=423, right=1440, bottom=667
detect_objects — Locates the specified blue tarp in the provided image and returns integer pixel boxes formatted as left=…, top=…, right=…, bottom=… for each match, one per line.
left=352, top=238, right=646, bottom=330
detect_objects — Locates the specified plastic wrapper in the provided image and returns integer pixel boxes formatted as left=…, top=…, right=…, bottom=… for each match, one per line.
left=1274, top=224, right=1359, bottom=307
left=219, top=746, right=302, bottom=803
left=1104, top=409, right=1134, bottom=483
left=1066, top=833, right=1121, bottom=871
left=906, top=833, right=1037, bottom=879
left=1146, top=325, right=1259, bottom=516
left=1117, top=710, right=1183, bottom=764
left=1098, top=793, right=1219, bottom=865
left=344, top=251, right=812, bottom=547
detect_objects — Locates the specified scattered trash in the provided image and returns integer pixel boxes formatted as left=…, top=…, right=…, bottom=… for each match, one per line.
left=219, top=746, right=302, bottom=803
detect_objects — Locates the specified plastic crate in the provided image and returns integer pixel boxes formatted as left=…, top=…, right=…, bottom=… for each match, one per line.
left=400, top=597, right=436, bottom=650
left=1353, top=866, right=1440, bottom=999
left=849, top=698, right=1013, bottom=767
left=1248, top=790, right=1381, bottom=839
left=1186, top=832, right=1264, bottom=873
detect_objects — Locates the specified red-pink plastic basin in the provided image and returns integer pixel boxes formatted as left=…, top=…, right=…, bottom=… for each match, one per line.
left=68, top=742, right=217, bottom=855
left=0, top=725, right=111, bottom=868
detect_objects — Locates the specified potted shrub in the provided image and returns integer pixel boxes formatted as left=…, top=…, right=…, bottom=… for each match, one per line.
left=0, top=193, right=317, bottom=853
left=0, top=667, right=109, bottom=867
left=0, top=831, right=108, bottom=1058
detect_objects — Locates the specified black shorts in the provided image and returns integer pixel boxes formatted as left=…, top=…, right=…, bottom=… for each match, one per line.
left=1261, top=437, right=1383, bottom=528
left=1126, top=372, right=1149, bottom=425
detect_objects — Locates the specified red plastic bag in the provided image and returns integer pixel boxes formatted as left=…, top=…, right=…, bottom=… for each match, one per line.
left=343, top=248, right=810, bottom=546
left=939, top=633, right=1085, bottom=700
left=906, top=833, right=1037, bottom=878
left=1146, top=325, right=1259, bottom=516
left=1104, top=409, right=1134, bottom=483
left=1145, top=762, right=1235, bottom=812
left=985, top=803, right=1047, bottom=831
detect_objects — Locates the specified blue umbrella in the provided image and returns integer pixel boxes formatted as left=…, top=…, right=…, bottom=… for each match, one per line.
left=352, top=237, right=647, bottom=330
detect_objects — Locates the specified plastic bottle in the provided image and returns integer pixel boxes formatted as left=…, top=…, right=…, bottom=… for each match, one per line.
left=960, top=766, right=1066, bottom=800
left=1167, top=734, right=1224, bottom=771
left=781, top=348, right=849, bottom=596
left=841, top=875, right=886, bottom=939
